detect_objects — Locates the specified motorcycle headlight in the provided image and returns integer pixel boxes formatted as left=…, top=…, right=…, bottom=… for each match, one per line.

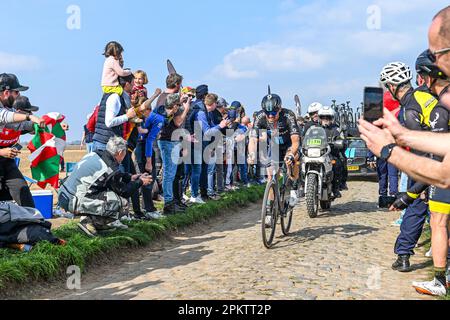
left=307, top=148, right=321, bottom=158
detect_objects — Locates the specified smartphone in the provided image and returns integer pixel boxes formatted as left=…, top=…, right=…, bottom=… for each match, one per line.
left=12, top=143, right=23, bottom=151
left=363, top=87, right=384, bottom=123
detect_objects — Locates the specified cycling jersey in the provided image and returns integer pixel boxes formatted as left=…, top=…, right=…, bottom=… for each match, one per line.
left=399, top=85, right=442, bottom=197
left=252, top=108, right=300, bottom=150
left=428, top=89, right=450, bottom=214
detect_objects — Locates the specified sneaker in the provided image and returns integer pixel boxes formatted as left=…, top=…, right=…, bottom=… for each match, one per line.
left=145, top=211, right=163, bottom=220
left=120, top=215, right=134, bottom=222
left=77, top=218, right=98, bottom=238
left=207, top=194, right=221, bottom=201
left=177, top=200, right=189, bottom=209
left=289, top=190, right=299, bottom=207
left=107, top=220, right=129, bottom=230
left=425, top=247, right=433, bottom=258
left=391, top=218, right=403, bottom=227
left=190, top=196, right=206, bottom=204
left=447, top=264, right=450, bottom=287
left=412, top=278, right=448, bottom=297
left=256, top=179, right=265, bottom=185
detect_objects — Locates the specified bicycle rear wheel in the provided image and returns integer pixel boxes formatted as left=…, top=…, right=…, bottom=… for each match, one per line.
left=261, top=180, right=278, bottom=249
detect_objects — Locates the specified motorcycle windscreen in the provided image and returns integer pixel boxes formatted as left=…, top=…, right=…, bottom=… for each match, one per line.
left=303, top=127, right=328, bottom=149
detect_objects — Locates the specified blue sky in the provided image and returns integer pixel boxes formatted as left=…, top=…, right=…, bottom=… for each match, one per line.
left=2, top=0, right=449, bottom=141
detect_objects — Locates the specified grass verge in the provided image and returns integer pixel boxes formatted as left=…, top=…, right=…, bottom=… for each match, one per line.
left=0, top=185, right=265, bottom=291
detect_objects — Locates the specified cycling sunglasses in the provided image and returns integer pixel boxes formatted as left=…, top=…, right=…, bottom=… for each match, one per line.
left=264, top=110, right=278, bottom=117
left=428, top=47, right=450, bottom=63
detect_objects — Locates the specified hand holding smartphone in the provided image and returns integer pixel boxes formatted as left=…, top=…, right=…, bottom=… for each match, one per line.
left=12, top=143, right=23, bottom=151
left=363, top=87, right=384, bottom=123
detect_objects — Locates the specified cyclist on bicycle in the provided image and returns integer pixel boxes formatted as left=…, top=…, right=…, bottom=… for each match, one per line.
left=248, top=92, right=301, bottom=226
left=318, top=106, right=346, bottom=199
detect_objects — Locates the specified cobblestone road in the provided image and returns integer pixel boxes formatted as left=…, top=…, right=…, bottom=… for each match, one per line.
left=35, top=181, right=432, bottom=300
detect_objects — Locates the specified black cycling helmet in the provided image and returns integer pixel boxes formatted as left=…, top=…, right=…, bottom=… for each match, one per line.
left=261, top=93, right=282, bottom=114
left=416, top=49, right=447, bottom=80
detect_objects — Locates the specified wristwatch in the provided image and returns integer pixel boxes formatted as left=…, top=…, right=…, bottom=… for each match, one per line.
left=26, top=114, right=31, bottom=121
left=380, top=143, right=397, bottom=161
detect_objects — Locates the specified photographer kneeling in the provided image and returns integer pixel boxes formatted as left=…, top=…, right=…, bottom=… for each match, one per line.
left=58, top=136, right=152, bottom=237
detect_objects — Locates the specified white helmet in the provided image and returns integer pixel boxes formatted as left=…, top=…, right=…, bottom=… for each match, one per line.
left=308, top=102, right=323, bottom=114
left=318, top=106, right=335, bottom=118
left=380, top=62, right=412, bottom=85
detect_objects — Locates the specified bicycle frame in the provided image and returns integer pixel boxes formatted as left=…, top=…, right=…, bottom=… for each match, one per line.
left=268, top=163, right=287, bottom=217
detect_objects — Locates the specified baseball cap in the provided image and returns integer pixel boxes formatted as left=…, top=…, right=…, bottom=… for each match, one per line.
left=13, top=96, right=39, bottom=113
left=181, top=86, right=196, bottom=96
left=0, top=73, right=29, bottom=92
left=195, top=85, right=208, bottom=99
left=217, top=97, right=228, bottom=108
left=230, top=101, right=242, bottom=109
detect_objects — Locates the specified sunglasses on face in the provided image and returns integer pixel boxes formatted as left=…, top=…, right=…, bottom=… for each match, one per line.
left=428, top=47, right=450, bottom=63
left=264, top=110, right=278, bottom=117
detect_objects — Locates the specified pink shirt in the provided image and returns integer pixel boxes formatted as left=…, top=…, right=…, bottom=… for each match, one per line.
left=101, top=56, right=132, bottom=87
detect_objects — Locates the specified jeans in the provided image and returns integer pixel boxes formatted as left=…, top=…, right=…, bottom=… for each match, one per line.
left=377, top=159, right=399, bottom=196
left=158, top=140, right=181, bottom=203
left=207, top=156, right=216, bottom=196
left=86, top=142, right=94, bottom=153
left=238, top=163, right=249, bottom=185
left=92, top=141, right=106, bottom=152
left=187, top=142, right=203, bottom=198
left=216, top=163, right=225, bottom=193
left=135, top=141, right=156, bottom=212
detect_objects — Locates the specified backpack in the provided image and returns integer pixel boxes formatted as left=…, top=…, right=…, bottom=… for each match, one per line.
left=86, top=105, right=100, bottom=133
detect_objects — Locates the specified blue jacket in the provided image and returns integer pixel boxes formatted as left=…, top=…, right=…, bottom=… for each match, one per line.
left=194, top=110, right=222, bottom=139
left=144, top=106, right=167, bottom=157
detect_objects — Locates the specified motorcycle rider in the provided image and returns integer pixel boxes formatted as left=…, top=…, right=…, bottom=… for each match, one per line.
left=248, top=92, right=301, bottom=226
left=318, top=106, right=345, bottom=199
left=303, top=102, right=322, bottom=134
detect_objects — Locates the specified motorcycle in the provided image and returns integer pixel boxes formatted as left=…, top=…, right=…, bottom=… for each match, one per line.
left=301, top=126, right=344, bottom=218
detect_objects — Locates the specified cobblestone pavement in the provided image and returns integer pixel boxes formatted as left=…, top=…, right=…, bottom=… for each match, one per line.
left=36, top=181, right=432, bottom=300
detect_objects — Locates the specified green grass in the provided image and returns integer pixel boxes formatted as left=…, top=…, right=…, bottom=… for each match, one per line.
left=0, top=185, right=265, bottom=291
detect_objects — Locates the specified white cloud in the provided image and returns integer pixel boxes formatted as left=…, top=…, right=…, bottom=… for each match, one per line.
left=373, top=0, right=449, bottom=15
left=348, top=31, right=414, bottom=57
left=212, top=43, right=328, bottom=80
left=0, top=52, right=41, bottom=71
left=278, top=0, right=356, bottom=27
left=307, top=78, right=369, bottom=98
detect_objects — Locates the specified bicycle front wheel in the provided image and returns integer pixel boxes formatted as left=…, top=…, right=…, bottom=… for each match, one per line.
left=280, top=181, right=294, bottom=236
left=261, top=180, right=278, bottom=249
